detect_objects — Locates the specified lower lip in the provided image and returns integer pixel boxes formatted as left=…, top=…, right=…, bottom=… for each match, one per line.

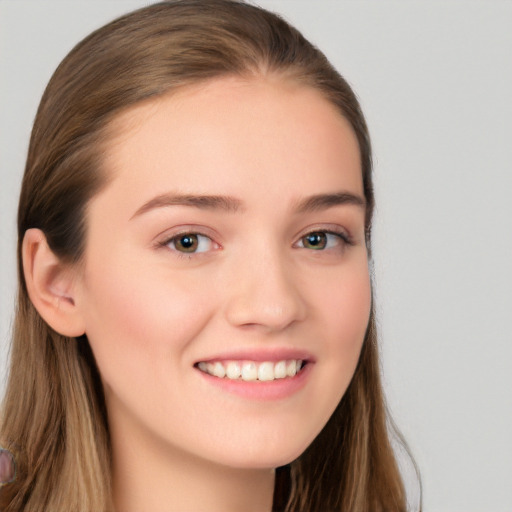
left=195, top=363, right=313, bottom=400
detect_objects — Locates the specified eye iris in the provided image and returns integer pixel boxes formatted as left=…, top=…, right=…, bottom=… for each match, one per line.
left=304, top=232, right=327, bottom=250
left=176, top=234, right=198, bottom=252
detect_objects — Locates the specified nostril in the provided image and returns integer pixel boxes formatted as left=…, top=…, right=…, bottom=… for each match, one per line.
left=224, top=288, right=307, bottom=332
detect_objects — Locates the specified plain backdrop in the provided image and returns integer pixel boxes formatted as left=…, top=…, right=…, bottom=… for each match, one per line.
left=1, top=1, right=511, bottom=511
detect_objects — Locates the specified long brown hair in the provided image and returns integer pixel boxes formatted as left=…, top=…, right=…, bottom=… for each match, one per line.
left=1, top=1, right=418, bottom=510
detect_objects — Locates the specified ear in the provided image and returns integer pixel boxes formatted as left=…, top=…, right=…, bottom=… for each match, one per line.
left=22, top=228, right=85, bottom=337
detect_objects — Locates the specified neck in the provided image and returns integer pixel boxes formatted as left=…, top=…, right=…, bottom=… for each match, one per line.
left=110, top=419, right=275, bottom=512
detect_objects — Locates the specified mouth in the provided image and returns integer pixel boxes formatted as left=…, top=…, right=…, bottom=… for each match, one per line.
left=195, top=359, right=307, bottom=382
left=194, top=351, right=314, bottom=400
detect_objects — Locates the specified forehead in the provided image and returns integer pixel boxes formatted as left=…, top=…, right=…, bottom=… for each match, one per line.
left=96, top=75, right=362, bottom=215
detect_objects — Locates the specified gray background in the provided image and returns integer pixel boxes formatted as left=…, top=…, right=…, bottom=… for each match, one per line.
left=1, top=1, right=511, bottom=510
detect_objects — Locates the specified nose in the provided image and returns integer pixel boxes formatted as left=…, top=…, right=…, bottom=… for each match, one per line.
left=223, top=247, right=307, bottom=332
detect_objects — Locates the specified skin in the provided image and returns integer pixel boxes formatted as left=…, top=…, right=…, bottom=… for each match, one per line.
left=0, top=449, right=15, bottom=485
left=41, top=76, right=371, bottom=511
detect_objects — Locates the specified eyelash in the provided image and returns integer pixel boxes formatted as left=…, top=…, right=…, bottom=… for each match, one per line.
left=158, top=227, right=353, bottom=258
left=294, top=229, right=353, bottom=251
left=158, top=231, right=218, bottom=259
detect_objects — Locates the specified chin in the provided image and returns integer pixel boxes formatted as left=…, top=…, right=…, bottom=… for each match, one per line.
left=207, top=436, right=314, bottom=470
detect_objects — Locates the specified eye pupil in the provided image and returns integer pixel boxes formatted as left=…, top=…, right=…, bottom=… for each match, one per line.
left=304, top=232, right=327, bottom=250
left=176, top=234, right=198, bottom=252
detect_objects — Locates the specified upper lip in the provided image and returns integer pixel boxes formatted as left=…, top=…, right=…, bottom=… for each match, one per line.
left=195, top=347, right=315, bottom=364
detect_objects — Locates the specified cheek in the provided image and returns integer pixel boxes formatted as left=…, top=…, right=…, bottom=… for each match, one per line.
left=321, top=261, right=372, bottom=344
left=317, top=260, right=372, bottom=381
left=78, top=256, right=214, bottom=379
left=287, top=262, right=371, bottom=451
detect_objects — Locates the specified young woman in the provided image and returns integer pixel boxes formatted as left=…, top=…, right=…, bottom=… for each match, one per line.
left=0, top=1, right=418, bottom=510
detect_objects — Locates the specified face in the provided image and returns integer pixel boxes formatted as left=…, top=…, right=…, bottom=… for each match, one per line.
left=75, top=76, right=371, bottom=469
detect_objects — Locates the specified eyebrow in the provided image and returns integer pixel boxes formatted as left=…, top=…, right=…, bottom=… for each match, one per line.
left=294, top=192, right=366, bottom=213
left=131, top=193, right=243, bottom=218
left=131, top=190, right=365, bottom=219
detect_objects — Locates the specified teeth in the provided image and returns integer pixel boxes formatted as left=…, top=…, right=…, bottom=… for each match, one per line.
left=274, top=360, right=287, bottom=379
left=212, top=362, right=226, bottom=378
left=226, top=361, right=241, bottom=379
left=258, top=361, right=274, bottom=381
left=241, top=362, right=257, bottom=381
left=198, top=359, right=304, bottom=381
left=286, top=360, right=297, bottom=377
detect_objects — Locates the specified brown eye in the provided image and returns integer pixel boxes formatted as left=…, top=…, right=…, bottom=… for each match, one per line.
left=297, top=230, right=350, bottom=252
left=165, top=233, right=216, bottom=254
left=302, top=232, right=327, bottom=250
left=174, top=234, right=198, bottom=252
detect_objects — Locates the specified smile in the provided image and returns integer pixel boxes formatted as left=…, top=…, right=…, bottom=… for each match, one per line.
left=196, top=360, right=305, bottom=381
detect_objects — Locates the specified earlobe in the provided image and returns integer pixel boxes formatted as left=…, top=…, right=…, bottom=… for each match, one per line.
left=22, top=228, right=86, bottom=337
